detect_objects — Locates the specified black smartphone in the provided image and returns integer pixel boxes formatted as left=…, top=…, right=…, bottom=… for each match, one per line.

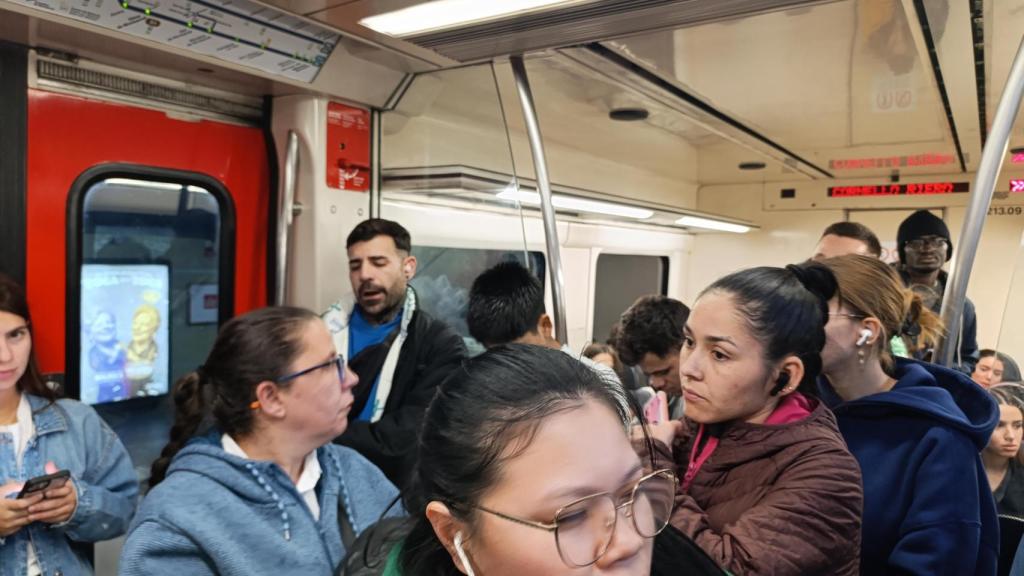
left=17, top=470, right=71, bottom=499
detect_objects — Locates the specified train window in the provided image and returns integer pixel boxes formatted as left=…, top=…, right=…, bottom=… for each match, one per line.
left=410, top=246, right=545, bottom=355
left=591, top=254, right=669, bottom=343
left=67, top=165, right=235, bottom=480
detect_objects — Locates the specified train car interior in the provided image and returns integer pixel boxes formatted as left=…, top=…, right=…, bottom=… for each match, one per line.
left=3, top=0, right=1024, bottom=572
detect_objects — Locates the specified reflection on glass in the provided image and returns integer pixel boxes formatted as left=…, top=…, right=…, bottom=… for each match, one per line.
left=80, top=175, right=224, bottom=482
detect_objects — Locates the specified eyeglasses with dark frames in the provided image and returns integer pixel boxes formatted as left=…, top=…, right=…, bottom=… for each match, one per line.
left=828, top=313, right=866, bottom=320
left=276, top=354, right=347, bottom=384
left=904, top=237, right=948, bottom=251
left=473, top=469, right=677, bottom=568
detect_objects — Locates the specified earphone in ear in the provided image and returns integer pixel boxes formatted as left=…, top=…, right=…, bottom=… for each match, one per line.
left=856, top=328, right=874, bottom=347
left=454, top=532, right=476, bottom=576
left=770, top=372, right=790, bottom=396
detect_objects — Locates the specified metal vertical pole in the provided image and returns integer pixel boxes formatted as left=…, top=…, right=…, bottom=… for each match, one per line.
left=510, top=55, right=568, bottom=344
left=276, top=131, right=299, bottom=305
left=937, top=37, right=1024, bottom=366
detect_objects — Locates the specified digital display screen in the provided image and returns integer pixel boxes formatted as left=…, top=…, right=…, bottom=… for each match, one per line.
left=828, top=182, right=969, bottom=197
left=80, top=264, right=170, bottom=405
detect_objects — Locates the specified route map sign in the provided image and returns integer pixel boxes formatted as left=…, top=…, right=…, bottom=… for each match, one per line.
left=14, top=0, right=340, bottom=82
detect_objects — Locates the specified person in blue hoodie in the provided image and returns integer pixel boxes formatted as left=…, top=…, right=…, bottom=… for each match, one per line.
left=119, top=306, right=402, bottom=575
left=818, top=255, right=999, bottom=576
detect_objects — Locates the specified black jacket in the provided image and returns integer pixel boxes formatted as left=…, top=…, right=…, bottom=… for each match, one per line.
left=324, top=291, right=466, bottom=487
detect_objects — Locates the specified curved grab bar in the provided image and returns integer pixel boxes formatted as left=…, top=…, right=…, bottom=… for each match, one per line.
left=276, top=131, right=299, bottom=305
left=510, top=55, right=569, bottom=345
left=937, top=37, right=1024, bottom=367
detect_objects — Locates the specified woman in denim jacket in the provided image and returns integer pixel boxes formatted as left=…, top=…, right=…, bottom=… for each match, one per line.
left=0, top=274, right=139, bottom=576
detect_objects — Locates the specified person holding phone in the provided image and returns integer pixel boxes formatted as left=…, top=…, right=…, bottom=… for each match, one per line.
left=0, top=274, right=139, bottom=576
left=119, top=306, right=401, bottom=575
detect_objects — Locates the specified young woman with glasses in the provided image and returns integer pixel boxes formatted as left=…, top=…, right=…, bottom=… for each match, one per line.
left=818, top=254, right=999, bottom=575
left=644, top=263, right=864, bottom=575
left=120, top=307, right=401, bottom=575
left=341, top=344, right=677, bottom=575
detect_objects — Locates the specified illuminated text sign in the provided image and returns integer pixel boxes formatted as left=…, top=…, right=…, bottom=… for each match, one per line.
left=827, top=182, right=969, bottom=197
left=829, top=154, right=956, bottom=170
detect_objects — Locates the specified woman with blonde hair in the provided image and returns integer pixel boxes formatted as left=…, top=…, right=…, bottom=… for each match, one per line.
left=819, top=254, right=999, bottom=575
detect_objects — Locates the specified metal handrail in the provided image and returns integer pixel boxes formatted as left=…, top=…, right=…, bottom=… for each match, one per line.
left=510, top=55, right=569, bottom=344
left=937, top=37, right=1024, bottom=366
left=276, top=130, right=300, bottom=306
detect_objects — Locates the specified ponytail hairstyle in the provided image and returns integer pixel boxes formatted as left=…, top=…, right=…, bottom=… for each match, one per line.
left=821, top=255, right=944, bottom=375
left=989, top=383, right=1024, bottom=465
left=149, top=306, right=320, bottom=487
left=399, top=344, right=640, bottom=576
left=699, top=263, right=836, bottom=396
left=0, top=274, right=57, bottom=403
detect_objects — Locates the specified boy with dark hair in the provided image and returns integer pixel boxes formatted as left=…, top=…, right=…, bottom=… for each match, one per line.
left=322, top=218, right=466, bottom=486
left=467, top=261, right=626, bottom=406
left=616, top=295, right=689, bottom=419
left=813, top=221, right=883, bottom=260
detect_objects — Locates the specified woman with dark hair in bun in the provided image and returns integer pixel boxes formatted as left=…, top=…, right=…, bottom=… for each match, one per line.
left=645, top=263, right=863, bottom=575
left=819, top=255, right=998, bottom=576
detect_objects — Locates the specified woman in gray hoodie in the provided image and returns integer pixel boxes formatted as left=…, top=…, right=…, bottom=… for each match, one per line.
left=119, top=306, right=401, bottom=575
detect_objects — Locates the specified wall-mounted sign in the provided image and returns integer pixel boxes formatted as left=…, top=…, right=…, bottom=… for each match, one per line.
left=326, top=102, right=370, bottom=192
left=1011, top=179, right=1024, bottom=193
left=829, top=154, right=956, bottom=170
left=13, top=0, right=339, bottom=82
left=828, top=182, right=969, bottom=197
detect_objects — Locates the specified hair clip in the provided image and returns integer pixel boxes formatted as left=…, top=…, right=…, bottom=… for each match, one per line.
left=249, top=401, right=261, bottom=410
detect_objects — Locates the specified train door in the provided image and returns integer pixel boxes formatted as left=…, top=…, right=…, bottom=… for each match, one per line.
left=25, top=86, right=271, bottom=482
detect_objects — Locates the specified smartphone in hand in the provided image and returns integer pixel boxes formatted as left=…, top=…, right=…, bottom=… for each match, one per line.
left=17, top=470, right=70, bottom=499
left=643, top=393, right=663, bottom=425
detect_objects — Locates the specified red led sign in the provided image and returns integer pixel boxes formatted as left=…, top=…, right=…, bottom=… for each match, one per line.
left=828, top=182, right=969, bottom=197
left=1011, top=180, right=1024, bottom=193
left=829, top=154, right=956, bottom=170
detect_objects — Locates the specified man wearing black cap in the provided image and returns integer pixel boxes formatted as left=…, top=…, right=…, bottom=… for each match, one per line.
left=895, top=210, right=979, bottom=373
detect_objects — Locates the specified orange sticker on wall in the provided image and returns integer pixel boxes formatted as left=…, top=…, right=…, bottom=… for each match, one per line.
left=326, top=102, right=370, bottom=192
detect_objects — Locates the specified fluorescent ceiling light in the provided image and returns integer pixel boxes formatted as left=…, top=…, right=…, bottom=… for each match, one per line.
left=360, top=0, right=584, bottom=37
left=497, top=190, right=654, bottom=219
left=675, top=215, right=750, bottom=234
left=104, top=178, right=183, bottom=191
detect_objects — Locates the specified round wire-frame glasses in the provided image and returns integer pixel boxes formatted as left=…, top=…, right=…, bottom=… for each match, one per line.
left=474, top=469, right=677, bottom=567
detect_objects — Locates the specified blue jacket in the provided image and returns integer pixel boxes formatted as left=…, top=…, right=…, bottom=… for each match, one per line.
left=119, top=433, right=401, bottom=576
left=820, top=359, right=999, bottom=576
left=0, top=395, right=139, bottom=576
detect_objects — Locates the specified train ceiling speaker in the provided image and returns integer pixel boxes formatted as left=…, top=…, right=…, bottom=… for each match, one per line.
left=384, top=0, right=835, bottom=63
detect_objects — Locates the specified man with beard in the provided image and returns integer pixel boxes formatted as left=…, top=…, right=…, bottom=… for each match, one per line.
left=894, top=210, right=979, bottom=373
left=322, top=219, right=466, bottom=486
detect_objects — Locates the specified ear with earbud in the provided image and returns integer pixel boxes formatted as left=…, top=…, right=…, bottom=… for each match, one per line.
left=770, top=372, right=790, bottom=396
left=454, top=532, right=476, bottom=576
left=856, top=328, right=874, bottom=347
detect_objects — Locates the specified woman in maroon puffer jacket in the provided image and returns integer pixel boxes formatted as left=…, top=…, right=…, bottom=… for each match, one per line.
left=645, top=263, right=863, bottom=576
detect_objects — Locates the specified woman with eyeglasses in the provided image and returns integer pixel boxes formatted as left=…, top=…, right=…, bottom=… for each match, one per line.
left=818, top=255, right=999, bottom=575
left=644, top=263, right=863, bottom=575
left=119, top=307, right=402, bottom=575
left=341, top=344, right=678, bottom=575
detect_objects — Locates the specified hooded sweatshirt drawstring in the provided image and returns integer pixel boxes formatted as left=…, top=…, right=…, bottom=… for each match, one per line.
left=245, top=462, right=292, bottom=541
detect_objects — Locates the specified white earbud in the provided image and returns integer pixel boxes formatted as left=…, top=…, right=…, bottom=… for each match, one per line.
left=454, top=531, right=476, bottom=576
left=856, top=328, right=873, bottom=347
